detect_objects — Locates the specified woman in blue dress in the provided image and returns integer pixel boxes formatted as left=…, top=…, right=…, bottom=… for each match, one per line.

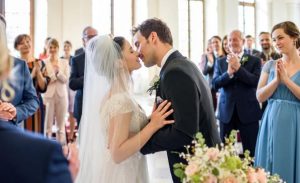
left=255, top=21, right=300, bottom=183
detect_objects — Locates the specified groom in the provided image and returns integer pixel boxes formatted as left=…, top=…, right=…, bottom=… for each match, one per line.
left=133, top=18, right=221, bottom=183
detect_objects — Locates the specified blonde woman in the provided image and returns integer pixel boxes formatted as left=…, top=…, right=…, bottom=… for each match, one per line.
left=44, top=38, right=69, bottom=144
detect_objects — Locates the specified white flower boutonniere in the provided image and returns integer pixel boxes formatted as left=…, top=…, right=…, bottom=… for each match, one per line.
left=241, top=56, right=249, bottom=66
left=147, top=75, right=160, bottom=95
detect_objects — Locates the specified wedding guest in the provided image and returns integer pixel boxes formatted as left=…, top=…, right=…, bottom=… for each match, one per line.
left=39, top=37, right=51, bottom=60
left=244, top=35, right=261, bottom=57
left=14, top=34, right=50, bottom=133
left=255, top=21, right=300, bottom=183
left=199, top=39, right=213, bottom=72
left=0, top=15, right=39, bottom=125
left=44, top=38, right=69, bottom=144
left=258, top=32, right=281, bottom=65
left=202, top=36, right=224, bottom=110
left=222, top=35, right=230, bottom=56
left=69, top=26, right=98, bottom=125
left=212, top=30, right=262, bottom=157
left=0, top=14, right=78, bottom=183
left=61, top=40, right=76, bottom=141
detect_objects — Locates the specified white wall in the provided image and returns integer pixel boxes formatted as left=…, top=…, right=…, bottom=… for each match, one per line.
left=147, top=0, right=179, bottom=48
left=47, top=0, right=92, bottom=55
left=205, top=0, right=218, bottom=40
left=271, top=0, right=300, bottom=27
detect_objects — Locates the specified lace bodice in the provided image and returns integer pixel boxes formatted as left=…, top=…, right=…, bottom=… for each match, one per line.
left=100, top=92, right=148, bottom=134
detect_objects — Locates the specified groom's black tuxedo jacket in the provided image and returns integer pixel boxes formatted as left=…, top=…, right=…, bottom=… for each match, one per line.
left=141, top=51, right=221, bottom=183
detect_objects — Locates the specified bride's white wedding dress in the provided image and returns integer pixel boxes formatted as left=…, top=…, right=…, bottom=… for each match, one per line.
left=99, top=92, right=149, bottom=183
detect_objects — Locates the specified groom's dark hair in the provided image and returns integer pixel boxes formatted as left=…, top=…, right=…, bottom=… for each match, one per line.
left=132, top=18, right=173, bottom=46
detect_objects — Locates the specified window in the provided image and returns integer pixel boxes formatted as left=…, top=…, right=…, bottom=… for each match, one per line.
left=4, top=0, right=33, bottom=55
left=93, top=0, right=135, bottom=40
left=238, top=0, right=256, bottom=37
left=93, top=0, right=111, bottom=35
left=113, top=0, right=133, bottom=41
left=178, top=0, right=204, bottom=64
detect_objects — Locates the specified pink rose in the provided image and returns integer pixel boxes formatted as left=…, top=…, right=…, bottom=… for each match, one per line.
left=204, top=174, right=218, bottom=183
left=206, top=148, right=220, bottom=161
left=220, top=175, right=238, bottom=183
left=256, top=168, right=267, bottom=183
left=184, top=162, right=198, bottom=176
left=247, top=168, right=258, bottom=183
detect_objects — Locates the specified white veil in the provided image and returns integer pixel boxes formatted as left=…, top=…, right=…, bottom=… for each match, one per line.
left=75, top=35, right=133, bottom=183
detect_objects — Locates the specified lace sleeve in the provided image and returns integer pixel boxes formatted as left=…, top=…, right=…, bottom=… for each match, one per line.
left=103, top=93, right=135, bottom=118
left=262, top=60, right=276, bottom=74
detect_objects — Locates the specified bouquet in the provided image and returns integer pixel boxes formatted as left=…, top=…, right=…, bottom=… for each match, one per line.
left=173, top=131, right=283, bottom=183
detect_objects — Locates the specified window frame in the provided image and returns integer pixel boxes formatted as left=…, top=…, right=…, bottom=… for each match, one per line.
left=1, top=0, right=35, bottom=55
left=239, top=0, right=256, bottom=37
left=0, top=0, right=4, bottom=15
left=110, top=0, right=135, bottom=36
left=187, top=0, right=205, bottom=57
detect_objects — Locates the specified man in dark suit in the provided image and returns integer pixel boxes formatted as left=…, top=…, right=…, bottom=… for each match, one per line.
left=133, top=18, right=221, bottom=183
left=74, top=47, right=84, bottom=56
left=245, top=35, right=261, bottom=57
left=0, top=121, right=74, bottom=183
left=212, top=30, right=262, bottom=157
left=69, top=26, right=97, bottom=124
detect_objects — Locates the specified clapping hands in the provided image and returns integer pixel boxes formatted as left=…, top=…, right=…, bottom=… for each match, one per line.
left=275, top=59, right=289, bottom=84
left=226, top=53, right=241, bottom=76
left=0, top=100, right=16, bottom=121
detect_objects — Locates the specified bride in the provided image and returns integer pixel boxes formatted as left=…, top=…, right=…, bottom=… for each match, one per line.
left=75, top=35, right=174, bottom=183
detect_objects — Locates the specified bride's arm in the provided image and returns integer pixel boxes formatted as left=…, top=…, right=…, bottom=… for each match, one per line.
left=109, top=101, right=174, bottom=164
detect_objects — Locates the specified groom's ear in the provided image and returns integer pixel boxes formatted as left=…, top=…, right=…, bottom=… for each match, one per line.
left=149, top=32, right=159, bottom=44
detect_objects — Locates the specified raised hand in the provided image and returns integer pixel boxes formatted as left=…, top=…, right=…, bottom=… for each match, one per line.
left=150, top=100, right=174, bottom=130
left=275, top=60, right=281, bottom=83
left=277, top=60, right=289, bottom=83
left=227, top=53, right=241, bottom=71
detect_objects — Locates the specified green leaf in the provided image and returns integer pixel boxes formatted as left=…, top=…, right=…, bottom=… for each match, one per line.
left=212, top=167, right=219, bottom=176
left=173, top=163, right=184, bottom=169
left=191, top=174, right=200, bottom=182
left=174, top=168, right=185, bottom=180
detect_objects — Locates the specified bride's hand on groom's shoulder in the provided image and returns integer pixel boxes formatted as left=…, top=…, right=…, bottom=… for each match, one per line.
left=149, top=100, right=175, bottom=130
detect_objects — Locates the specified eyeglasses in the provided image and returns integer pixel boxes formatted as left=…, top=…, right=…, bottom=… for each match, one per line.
left=83, top=34, right=97, bottom=40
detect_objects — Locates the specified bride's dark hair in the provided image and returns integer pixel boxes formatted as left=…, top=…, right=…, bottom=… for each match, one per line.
left=113, top=36, right=125, bottom=50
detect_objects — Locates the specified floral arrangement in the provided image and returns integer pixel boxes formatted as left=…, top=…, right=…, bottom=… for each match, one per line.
left=147, top=75, right=160, bottom=95
left=173, top=131, right=283, bottom=183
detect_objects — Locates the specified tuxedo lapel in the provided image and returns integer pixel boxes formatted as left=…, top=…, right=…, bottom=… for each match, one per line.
left=159, top=51, right=183, bottom=78
left=155, top=51, right=183, bottom=105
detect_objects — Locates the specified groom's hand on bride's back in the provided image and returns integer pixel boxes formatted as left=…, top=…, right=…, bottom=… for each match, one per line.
left=149, top=100, right=174, bottom=130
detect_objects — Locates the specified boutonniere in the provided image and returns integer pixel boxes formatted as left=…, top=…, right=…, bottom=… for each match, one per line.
left=147, top=75, right=160, bottom=95
left=241, top=56, right=249, bottom=66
